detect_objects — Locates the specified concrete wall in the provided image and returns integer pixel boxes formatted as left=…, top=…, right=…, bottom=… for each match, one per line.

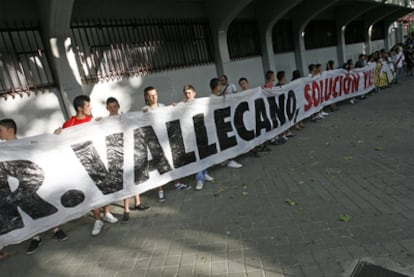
left=222, top=57, right=264, bottom=89
left=371, top=39, right=386, bottom=51
left=87, top=64, right=218, bottom=118
left=0, top=91, right=65, bottom=138
left=274, top=52, right=297, bottom=79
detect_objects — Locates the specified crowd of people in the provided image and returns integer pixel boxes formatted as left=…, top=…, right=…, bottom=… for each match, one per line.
left=0, top=41, right=413, bottom=260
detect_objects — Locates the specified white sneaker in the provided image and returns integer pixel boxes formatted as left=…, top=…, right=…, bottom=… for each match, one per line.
left=195, top=180, right=204, bottom=190
left=205, top=173, right=214, bottom=182
left=321, top=111, right=328, bottom=116
left=103, top=212, right=118, bottom=224
left=227, top=160, right=242, bottom=168
left=158, top=190, right=166, bottom=203
left=317, top=114, right=325, bottom=119
left=175, top=183, right=191, bottom=190
left=349, top=99, right=355, bottom=104
left=91, top=220, right=104, bottom=236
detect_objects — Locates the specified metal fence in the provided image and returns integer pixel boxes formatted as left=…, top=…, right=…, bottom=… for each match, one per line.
left=0, top=23, right=55, bottom=100
left=227, top=19, right=262, bottom=60
left=71, top=18, right=215, bottom=83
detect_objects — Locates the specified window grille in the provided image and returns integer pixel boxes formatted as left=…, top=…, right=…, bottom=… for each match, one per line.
left=305, top=20, right=338, bottom=49
left=70, top=18, right=214, bottom=83
left=272, top=19, right=295, bottom=53
left=0, top=24, right=55, bottom=99
left=371, top=21, right=385, bottom=40
left=227, top=19, right=262, bottom=60
left=345, top=21, right=365, bottom=44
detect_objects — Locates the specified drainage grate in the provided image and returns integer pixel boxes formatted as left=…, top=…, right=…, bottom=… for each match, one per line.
left=351, top=261, right=409, bottom=277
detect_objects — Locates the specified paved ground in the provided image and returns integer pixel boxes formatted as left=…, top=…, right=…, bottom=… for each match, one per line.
left=1, top=76, right=414, bottom=277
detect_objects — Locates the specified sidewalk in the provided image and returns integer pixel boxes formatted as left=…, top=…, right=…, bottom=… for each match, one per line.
left=2, top=77, right=414, bottom=277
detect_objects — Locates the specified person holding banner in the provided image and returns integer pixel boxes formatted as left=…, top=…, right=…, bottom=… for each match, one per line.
left=210, top=78, right=243, bottom=169
left=263, top=70, right=275, bottom=89
left=0, top=118, right=69, bottom=254
left=219, top=74, right=237, bottom=95
left=55, top=95, right=119, bottom=236
left=142, top=87, right=191, bottom=200
left=105, top=97, right=150, bottom=223
left=0, top=119, right=14, bottom=260
left=238, top=78, right=269, bottom=155
left=173, top=84, right=215, bottom=190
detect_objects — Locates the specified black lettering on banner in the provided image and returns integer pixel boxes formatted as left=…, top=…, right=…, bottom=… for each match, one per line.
left=214, top=107, right=237, bottom=151
left=134, top=126, right=172, bottom=184
left=255, top=98, right=272, bottom=136
left=166, top=120, right=196, bottom=168
left=192, top=114, right=217, bottom=159
left=286, top=90, right=297, bottom=121
left=234, top=101, right=255, bottom=141
left=61, top=190, right=85, bottom=208
left=267, top=95, right=286, bottom=128
left=71, top=133, right=124, bottom=194
left=0, top=160, right=58, bottom=235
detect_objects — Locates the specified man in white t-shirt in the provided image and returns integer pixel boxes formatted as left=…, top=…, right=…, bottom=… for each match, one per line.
left=219, top=74, right=237, bottom=95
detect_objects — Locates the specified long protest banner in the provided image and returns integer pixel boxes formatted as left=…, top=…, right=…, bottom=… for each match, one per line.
left=0, top=64, right=375, bottom=247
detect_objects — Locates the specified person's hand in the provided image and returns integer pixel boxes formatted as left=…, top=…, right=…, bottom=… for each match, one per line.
left=54, top=127, right=62, bottom=135
left=95, top=116, right=103, bottom=121
left=142, top=108, right=149, bottom=113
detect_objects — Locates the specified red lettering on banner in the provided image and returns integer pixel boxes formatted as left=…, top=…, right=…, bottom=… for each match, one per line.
left=352, top=73, right=360, bottom=92
left=324, top=78, right=332, bottom=101
left=312, top=81, right=320, bottom=107
left=343, top=76, right=351, bottom=95
left=304, top=84, right=313, bottom=112
left=364, top=69, right=375, bottom=89
left=333, top=76, right=340, bottom=97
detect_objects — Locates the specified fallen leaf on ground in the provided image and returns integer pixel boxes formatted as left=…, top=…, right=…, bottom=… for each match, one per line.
left=374, top=147, right=384, bottom=151
left=338, top=214, right=352, bottom=222
left=344, top=156, right=353, bottom=160
left=242, top=192, right=248, bottom=197
left=305, top=240, right=316, bottom=246
left=213, top=187, right=225, bottom=197
left=285, top=199, right=298, bottom=206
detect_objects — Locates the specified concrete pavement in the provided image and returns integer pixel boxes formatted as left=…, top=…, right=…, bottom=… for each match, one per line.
left=1, top=76, right=414, bottom=277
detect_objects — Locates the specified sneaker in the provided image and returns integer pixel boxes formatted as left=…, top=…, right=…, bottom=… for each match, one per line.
left=195, top=180, right=204, bottom=190
left=281, top=136, right=288, bottom=144
left=103, top=212, right=118, bottom=224
left=175, top=183, right=191, bottom=190
left=257, top=145, right=271, bottom=152
left=317, top=114, right=324, bottom=119
left=286, top=131, right=295, bottom=137
left=121, top=212, right=129, bottom=223
left=205, top=173, right=214, bottom=182
left=321, top=111, right=329, bottom=116
left=158, top=191, right=166, bottom=203
left=53, top=229, right=68, bottom=241
left=135, top=204, right=150, bottom=211
left=269, top=137, right=281, bottom=145
left=0, top=251, right=8, bottom=260
left=349, top=99, right=355, bottom=104
left=227, top=160, right=242, bottom=168
left=26, top=238, right=41, bottom=254
left=250, top=149, right=260, bottom=157
left=91, top=220, right=104, bottom=236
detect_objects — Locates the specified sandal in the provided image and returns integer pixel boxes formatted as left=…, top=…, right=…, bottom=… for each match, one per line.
left=0, top=251, right=8, bottom=260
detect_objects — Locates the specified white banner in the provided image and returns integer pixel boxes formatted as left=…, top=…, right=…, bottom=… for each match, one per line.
left=0, top=65, right=375, bottom=247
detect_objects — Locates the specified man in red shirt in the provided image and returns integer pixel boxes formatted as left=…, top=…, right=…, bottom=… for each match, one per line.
left=55, top=95, right=118, bottom=236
